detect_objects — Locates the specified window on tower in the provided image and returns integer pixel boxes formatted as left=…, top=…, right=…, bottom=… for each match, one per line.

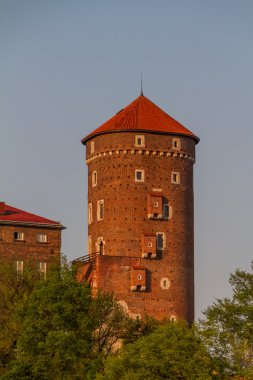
left=97, top=200, right=104, bottom=221
left=90, top=141, right=95, bottom=154
left=163, top=204, right=169, bottom=219
left=156, top=232, right=166, bottom=250
left=172, top=138, right=181, bottom=150
left=135, top=169, right=144, bottom=182
left=92, top=171, right=97, bottom=187
left=88, top=203, right=92, bottom=224
left=171, top=172, right=180, bottom=184
left=88, top=235, right=92, bottom=255
left=135, top=135, right=145, bottom=147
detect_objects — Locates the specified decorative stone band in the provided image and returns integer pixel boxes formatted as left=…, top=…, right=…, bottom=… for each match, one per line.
left=86, top=149, right=195, bottom=164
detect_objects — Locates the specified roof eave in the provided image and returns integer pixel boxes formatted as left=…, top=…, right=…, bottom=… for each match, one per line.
left=0, top=220, right=66, bottom=229
left=81, top=129, right=200, bottom=145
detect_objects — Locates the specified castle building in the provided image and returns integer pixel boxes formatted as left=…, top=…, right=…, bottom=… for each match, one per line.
left=0, top=202, right=65, bottom=276
left=76, top=94, right=199, bottom=322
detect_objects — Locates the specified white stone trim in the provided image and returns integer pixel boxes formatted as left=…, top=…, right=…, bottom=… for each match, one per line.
left=86, top=149, right=195, bottom=164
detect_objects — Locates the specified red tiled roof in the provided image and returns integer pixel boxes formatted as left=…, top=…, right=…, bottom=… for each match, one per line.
left=82, top=94, right=199, bottom=144
left=0, top=203, right=63, bottom=227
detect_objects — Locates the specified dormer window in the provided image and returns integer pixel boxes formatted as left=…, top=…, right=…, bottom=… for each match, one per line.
left=135, top=135, right=145, bottom=147
left=92, top=171, right=97, bottom=187
left=172, top=138, right=181, bottom=150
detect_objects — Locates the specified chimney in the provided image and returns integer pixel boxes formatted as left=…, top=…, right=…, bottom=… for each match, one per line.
left=0, top=202, right=5, bottom=214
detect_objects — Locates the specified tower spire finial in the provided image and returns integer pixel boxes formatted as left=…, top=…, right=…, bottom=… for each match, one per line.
left=140, top=74, right=143, bottom=96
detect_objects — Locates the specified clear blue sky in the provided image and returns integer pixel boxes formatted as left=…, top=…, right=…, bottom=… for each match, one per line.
left=1, top=0, right=252, bottom=319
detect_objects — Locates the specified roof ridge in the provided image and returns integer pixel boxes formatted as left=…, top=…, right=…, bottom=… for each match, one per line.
left=82, top=94, right=199, bottom=144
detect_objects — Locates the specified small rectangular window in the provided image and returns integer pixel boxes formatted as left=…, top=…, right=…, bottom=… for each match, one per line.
left=16, top=260, right=23, bottom=277
left=37, top=234, right=47, bottom=243
left=171, top=172, right=180, bottom=184
left=154, top=202, right=159, bottom=208
left=135, top=170, right=144, bottom=182
left=14, top=232, right=24, bottom=241
left=97, top=200, right=104, bottom=221
left=135, top=135, right=145, bottom=147
left=91, top=141, right=95, bottom=154
left=38, top=262, right=47, bottom=279
left=172, top=138, right=181, bottom=150
left=157, top=233, right=165, bottom=250
left=88, top=203, right=93, bottom=224
left=92, top=171, right=97, bottom=187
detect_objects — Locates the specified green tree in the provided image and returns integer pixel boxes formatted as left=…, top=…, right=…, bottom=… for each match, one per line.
left=2, top=266, right=138, bottom=380
left=2, top=267, right=92, bottom=380
left=200, top=262, right=253, bottom=378
left=0, top=262, right=34, bottom=375
left=96, top=321, right=212, bottom=380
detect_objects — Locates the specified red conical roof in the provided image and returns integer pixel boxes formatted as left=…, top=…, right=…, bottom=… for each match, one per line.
left=82, top=94, right=199, bottom=144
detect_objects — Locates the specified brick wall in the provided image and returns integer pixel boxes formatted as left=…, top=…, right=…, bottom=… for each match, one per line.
left=0, top=224, right=62, bottom=269
left=84, top=132, right=196, bottom=323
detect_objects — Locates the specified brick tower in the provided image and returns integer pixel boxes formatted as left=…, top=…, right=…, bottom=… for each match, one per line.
left=77, top=94, right=199, bottom=323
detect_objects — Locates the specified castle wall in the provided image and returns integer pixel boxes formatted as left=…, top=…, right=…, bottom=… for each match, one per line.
left=85, top=132, right=196, bottom=322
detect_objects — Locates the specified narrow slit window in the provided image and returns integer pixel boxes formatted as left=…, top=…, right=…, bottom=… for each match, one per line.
left=97, top=200, right=104, bottom=221
left=90, top=141, right=95, bottom=154
left=157, top=233, right=165, bottom=250
left=163, top=204, right=169, bottom=219
left=92, top=171, right=97, bottom=187
left=88, top=236, right=92, bottom=255
left=88, top=203, right=93, bottom=224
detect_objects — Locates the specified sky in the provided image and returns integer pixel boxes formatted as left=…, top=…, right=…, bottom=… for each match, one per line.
left=1, top=0, right=253, bottom=319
